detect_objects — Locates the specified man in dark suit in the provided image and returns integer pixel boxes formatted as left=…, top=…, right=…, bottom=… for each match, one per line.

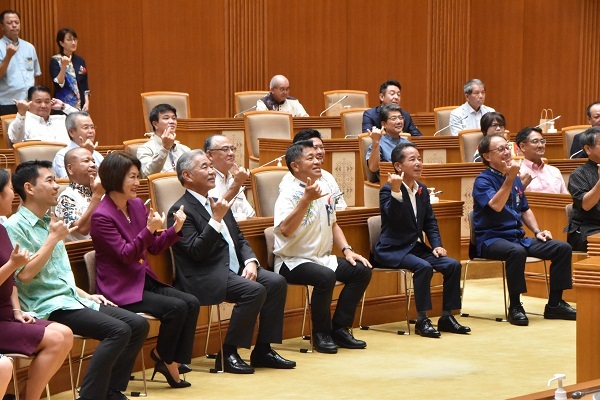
left=374, top=142, right=470, bottom=338
left=362, top=80, right=421, bottom=136
left=168, top=150, right=295, bottom=374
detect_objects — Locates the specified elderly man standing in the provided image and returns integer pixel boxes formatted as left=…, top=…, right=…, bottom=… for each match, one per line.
left=138, top=103, right=191, bottom=178
left=8, top=85, right=77, bottom=144
left=516, top=126, right=568, bottom=194
left=569, top=101, right=600, bottom=159
left=53, top=111, right=104, bottom=178
left=256, top=75, right=309, bottom=117
left=362, top=80, right=421, bottom=136
left=449, top=79, right=495, bottom=136
left=55, top=147, right=105, bottom=241
left=0, top=10, right=41, bottom=116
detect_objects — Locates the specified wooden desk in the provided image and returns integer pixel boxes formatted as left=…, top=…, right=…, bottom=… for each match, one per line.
left=510, top=378, right=600, bottom=399
left=573, top=257, right=600, bottom=382
left=411, top=136, right=461, bottom=163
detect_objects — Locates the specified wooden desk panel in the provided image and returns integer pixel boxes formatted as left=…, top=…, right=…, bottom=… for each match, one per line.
left=411, top=136, right=461, bottom=163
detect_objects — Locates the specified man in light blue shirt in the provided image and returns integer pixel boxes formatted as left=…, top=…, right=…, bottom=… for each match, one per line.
left=0, top=10, right=41, bottom=115
left=6, top=159, right=148, bottom=400
left=449, top=79, right=495, bottom=136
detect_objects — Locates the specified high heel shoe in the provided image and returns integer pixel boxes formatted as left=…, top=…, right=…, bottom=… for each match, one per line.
left=150, top=348, right=192, bottom=375
left=152, top=360, right=191, bottom=388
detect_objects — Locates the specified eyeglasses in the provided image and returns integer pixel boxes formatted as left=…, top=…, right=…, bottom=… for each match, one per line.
left=64, top=38, right=78, bottom=43
left=526, top=138, right=547, bottom=145
left=80, top=124, right=95, bottom=130
left=210, top=146, right=236, bottom=153
left=490, top=123, right=505, bottom=129
left=490, top=143, right=512, bottom=153
left=388, top=115, right=405, bottom=122
left=275, top=87, right=290, bottom=92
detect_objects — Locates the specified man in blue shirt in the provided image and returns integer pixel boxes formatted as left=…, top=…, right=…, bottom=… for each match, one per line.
left=472, top=134, right=575, bottom=326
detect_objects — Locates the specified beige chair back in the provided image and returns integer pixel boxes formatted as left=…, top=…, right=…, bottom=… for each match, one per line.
left=123, top=138, right=150, bottom=157
left=322, top=90, right=369, bottom=116
left=56, top=178, right=70, bottom=197
left=234, top=91, right=269, bottom=115
left=357, top=133, right=377, bottom=184
left=141, top=91, right=191, bottom=132
left=84, top=250, right=97, bottom=294
left=562, top=125, right=590, bottom=158
left=13, top=141, right=66, bottom=165
left=148, top=172, right=185, bottom=228
left=250, top=166, right=289, bottom=217
left=458, top=129, right=484, bottom=163
left=433, top=105, right=458, bottom=134
left=1, top=114, right=16, bottom=149
left=244, top=111, right=293, bottom=164
left=340, top=108, right=369, bottom=138
left=264, top=226, right=275, bottom=270
left=367, top=215, right=382, bottom=255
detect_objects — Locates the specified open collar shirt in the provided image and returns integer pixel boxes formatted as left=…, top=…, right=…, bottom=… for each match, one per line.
left=520, top=158, right=568, bottom=194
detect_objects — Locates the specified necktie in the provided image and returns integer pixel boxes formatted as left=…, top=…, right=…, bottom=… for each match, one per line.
left=205, top=199, right=240, bottom=274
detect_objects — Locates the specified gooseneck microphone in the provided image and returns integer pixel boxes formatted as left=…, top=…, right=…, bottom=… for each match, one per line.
left=233, top=105, right=257, bottom=118
left=319, top=95, right=349, bottom=117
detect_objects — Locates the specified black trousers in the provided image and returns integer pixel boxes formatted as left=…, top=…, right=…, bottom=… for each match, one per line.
left=224, top=267, right=287, bottom=348
left=481, top=238, right=573, bottom=295
left=383, top=242, right=462, bottom=312
left=280, top=257, right=372, bottom=334
left=49, top=305, right=149, bottom=400
left=121, top=275, right=200, bottom=364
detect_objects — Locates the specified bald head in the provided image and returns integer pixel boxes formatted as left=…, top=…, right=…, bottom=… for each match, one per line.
left=269, top=75, right=291, bottom=103
left=65, top=147, right=97, bottom=185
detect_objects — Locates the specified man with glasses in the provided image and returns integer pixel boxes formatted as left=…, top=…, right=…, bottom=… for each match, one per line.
left=204, top=135, right=255, bottom=218
left=449, top=79, right=495, bottom=136
left=53, top=111, right=104, bottom=178
left=8, top=85, right=77, bottom=145
left=516, top=126, right=568, bottom=194
left=138, top=103, right=191, bottom=177
left=362, top=80, right=421, bottom=136
left=472, top=133, right=575, bottom=326
left=256, top=74, right=309, bottom=117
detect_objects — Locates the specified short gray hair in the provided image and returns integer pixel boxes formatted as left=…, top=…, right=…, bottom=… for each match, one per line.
left=463, top=79, right=485, bottom=95
left=65, top=111, right=91, bottom=137
left=176, top=149, right=206, bottom=184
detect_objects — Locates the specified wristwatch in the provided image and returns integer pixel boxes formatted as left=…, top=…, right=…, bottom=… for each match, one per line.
left=341, top=245, right=353, bottom=254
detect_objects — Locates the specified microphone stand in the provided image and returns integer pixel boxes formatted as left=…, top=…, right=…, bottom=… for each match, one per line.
left=234, top=105, right=257, bottom=118
left=319, top=95, right=349, bottom=117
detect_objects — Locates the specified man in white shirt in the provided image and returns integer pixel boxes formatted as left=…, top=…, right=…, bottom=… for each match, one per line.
left=256, top=75, right=309, bottom=117
left=137, top=103, right=191, bottom=178
left=8, top=85, right=77, bottom=145
left=55, top=147, right=105, bottom=241
left=204, top=134, right=255, bottom=218
left=274, top=141, right=372, bottom=354
left=53, top=111, right=104, bottom=178
left=449, top=79, right=495, bottom=136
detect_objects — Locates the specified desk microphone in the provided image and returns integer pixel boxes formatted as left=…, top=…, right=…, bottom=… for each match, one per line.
left=434, top=115, right=468, bottom=136
left=258, top=156, right=284, bottom=168
left=569, top=149, right=585, bottom=159
left=535, top=115, right=561, bottom=128
left=233, top=105, right=257, bottom=118
left=320, top=95, right=348, bottom=117
left=572, top=387, right=600, bottom=399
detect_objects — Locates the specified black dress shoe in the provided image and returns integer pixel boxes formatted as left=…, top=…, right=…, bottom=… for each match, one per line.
left=508, top=304, right=529, bottom=326
left=544, top=300, right=576, bottom=320
left=250, top=348, right=296, bottom=369
left=215, top=352, right=254, bottom=374
left=331, top=327, right=367, bottom=349
left=313, top=332, right=338, bottom=354
left=437, top=315, right=471, bottom=334
left=178, top=364, right=192, bottom=374
left=415, top=318, right=441, bottom=338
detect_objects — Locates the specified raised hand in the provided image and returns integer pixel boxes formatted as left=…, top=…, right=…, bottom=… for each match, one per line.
left=49, top=214, right=72, bottom=242
left=505, top=159, right=521, bottom=180
left=161, top=125, right=176, bottom=150
left=303, top=177, right=328, bottom=202
left=368, top=126, right=383, bottom=144
left=8, top=243, right=30, bottom=269
left=90, top=175, right=105, bottom=198
left=146, top=208, right=165, bottom=233
left=172, top=205, right=186, bottom=233
left=232, top=163, right=250, bottom=185
left=50, top=98, right=65, bottom=111
left=5, top=42, right=18, bottom=57
left=78, top=135, right=98, bottom=154
left=209, top=197, right=230, bottom=222
left=60, top=55, right=71, bottom=69
left=13, top=99, right=30, bottom=116
left=388, top=171, right=404, bottom=193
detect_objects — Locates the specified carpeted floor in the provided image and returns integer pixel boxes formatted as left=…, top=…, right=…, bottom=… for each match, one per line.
left=52, top=278, right=576, bottom=400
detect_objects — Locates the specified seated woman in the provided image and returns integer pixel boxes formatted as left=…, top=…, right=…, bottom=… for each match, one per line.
left=0, top=168, right=73, bottom=400
left=473, top=112, right=518, bottom=162
left=90, top=152, right=199, bottom=388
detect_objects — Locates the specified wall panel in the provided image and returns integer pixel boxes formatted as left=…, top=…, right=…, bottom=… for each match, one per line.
left=578, top=0, right=600, bottom=121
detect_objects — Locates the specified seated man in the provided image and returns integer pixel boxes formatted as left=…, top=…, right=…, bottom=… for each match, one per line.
left=169, top=150, right=295, bottom=374
left=53, top=111, right=104, bottom=178
left=366, top=103, right=411, bottom=182
left=362, top=80, right=421, bottom=136
left=6, top=160, right=149, bottom=400
left=279, top=129, right=347, bottom=209
left=8, top=85, right=77, bottom=145
left=137, top=103, right=191, bottom=178
left=55, top=147, right=105, bottom=241
left=569, top=101, right=600, bottom=159
left=449, top=79, right=495, bottom=136
left=472, top=134, right=575, bottom=326
left=516, top=126, right=568, bottom=194
left=256, top=74, right=309, bottom=117
left=567, top=126, right=600, bottom=251
left=204, top=135, right=255, bottom=219
left=274, top=141, right=372, bottom=353
left=374, top=142, right=469, bottom=338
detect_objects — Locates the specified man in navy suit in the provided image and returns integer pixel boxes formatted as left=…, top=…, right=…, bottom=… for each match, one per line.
left=362, top=80, right=421, bottom=136
left=374, top=142, right=470, bottom=338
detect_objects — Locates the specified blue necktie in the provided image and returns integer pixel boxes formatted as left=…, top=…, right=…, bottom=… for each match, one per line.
left=205, top=199, right=240, bottom=274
